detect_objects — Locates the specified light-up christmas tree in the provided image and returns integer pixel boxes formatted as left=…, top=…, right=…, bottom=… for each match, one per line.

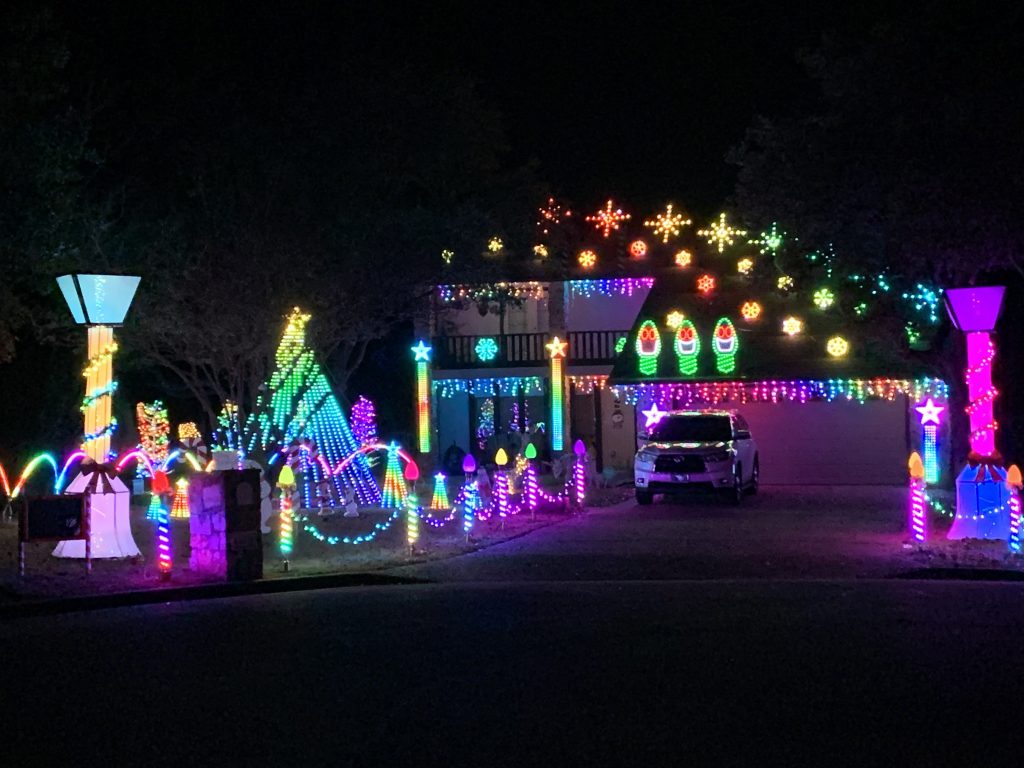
left=244, top=308, right=381, bottom=507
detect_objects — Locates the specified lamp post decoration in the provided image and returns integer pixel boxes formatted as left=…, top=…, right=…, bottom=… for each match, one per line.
left=944, top=286, right=1010, bottom=540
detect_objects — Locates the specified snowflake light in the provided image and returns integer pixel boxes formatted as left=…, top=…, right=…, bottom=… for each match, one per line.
left=441, top=249, right=454, bottom=265
left=750, top=222, right=785, bottom=254
left=740, top=301, right=762, bottom=321
left=487, top=237, right=503, bottom=253
left=675, top=250, right=693, bottom=268
left=644, top=204, right=691, bottom=243
left=777, top=275, right=794, bottom=292
left=826, top=336, right=849, bottom=357
left=578, top=249, right=597, bottom=268
left=533, top=244, right=549, bottom=258
left=537, top=197, right=571, bottom=235
left=697, top=212, right=746, bottom=253
left=586, top=199, right=631, bottom=238
left=475, top=337, right=499, bottom=362
left=737, top=257, right=754, bottom=275
left=813, top=288, right=835, bottom=309
left=629, top=240, right=648, bottom=258
left=782, top=317, right=803, bottom=336
left=696, top=274, right=715, bottom=295
left=665, top=310, right=685, bottom=330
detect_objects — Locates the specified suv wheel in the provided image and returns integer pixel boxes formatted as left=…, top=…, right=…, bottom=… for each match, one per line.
left=747, top=457, right=759, bottom=495
left=636, top=489, right=653, bottom=505
left=725, top=463, right=743, bottom=505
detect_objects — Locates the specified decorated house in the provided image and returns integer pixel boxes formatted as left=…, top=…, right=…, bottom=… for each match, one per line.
left=413, top=204, right=950, bottom=484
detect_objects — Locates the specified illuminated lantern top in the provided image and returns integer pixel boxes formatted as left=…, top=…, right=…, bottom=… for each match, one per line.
left=57, top=274, right=141, bottom=325
left=524, top=443, right=537, bottom=460
left=945, top=286, right=1005, bottom=332
left=277, top=465, right=296, bottom=488
left=404, top=461, right=420, bottom=481
left=462, top=454, right=477, bottom=473
left=574, top=439, right=587, bottom=457
left=495, top=448, right=509, bottom=466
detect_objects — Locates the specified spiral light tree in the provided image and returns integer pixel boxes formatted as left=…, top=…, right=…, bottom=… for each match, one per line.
left=945, top=286, right=1010, bottom=540
left=54, top=274, right=142, bottom=559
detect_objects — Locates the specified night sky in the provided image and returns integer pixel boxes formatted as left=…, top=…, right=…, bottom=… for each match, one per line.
left=58, top=1, right=910, bottom=214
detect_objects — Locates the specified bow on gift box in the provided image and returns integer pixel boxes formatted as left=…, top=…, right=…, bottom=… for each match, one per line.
left=967, top=450, right=1005, bottom=483
left=79, top=460, right=119, bottom=494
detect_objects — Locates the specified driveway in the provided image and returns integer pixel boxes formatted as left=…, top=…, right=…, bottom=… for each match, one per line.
left=391, top=485, right=927, bottom=582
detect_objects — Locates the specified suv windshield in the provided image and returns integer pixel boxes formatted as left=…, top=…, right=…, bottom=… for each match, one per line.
left=649, top=415, right=732, bottom=442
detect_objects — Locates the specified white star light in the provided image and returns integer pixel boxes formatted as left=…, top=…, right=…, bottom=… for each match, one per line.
left=642, top=403, right=668, bottom=429
left=411, top=341, right=432, bottom=362
left=915, top=398, right=945, bottom=425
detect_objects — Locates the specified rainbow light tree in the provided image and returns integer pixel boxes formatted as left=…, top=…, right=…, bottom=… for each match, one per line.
left=945, top=286, right=1009, bottom=540
left=54, top=274, right=142, bottom=559
left=245, top=309, right=380, bottom=507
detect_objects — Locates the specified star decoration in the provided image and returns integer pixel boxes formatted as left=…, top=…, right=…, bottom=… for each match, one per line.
left=696, top=273, right=715, bottom=294
left=777, top=275, right=795, bottom=291
left=533, top=244, right=549, bottom=258
left=665, top=311, right=685, bottom=329
left=537, top=197, right=571, bottom=236
left=750, top=222, right=785, bottom=254
left=781, top=317, right=803, bottom=336
left=411, top=341, right=432, bottom=362
left=578, top=249, right=597, bottom=268
left=642, top=403, right=668, bottom=429
left=546, top=336, right=568, bottom=359
left=915, top=398, right=945, bottom=425
left=586, top=199, right=631, bottom=238
left=674, top=250, right=692, bottom=268
left=737, top=257, right=754, bottom=275
left=740, top=301, right=762, bottom=321
left=487, top=236, right=503, bottom=253
left=441, top=249, right=454, bottom=265
left=697, top=212, right=746, bottom=253
left=644, top=204, right=692, bottom=243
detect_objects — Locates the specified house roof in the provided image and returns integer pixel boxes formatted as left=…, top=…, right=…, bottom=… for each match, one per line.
left=608, top=273, right=933, bottom=384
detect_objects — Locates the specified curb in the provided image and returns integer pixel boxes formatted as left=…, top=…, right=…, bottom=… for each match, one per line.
left=0, top=571, right=429, bottom=620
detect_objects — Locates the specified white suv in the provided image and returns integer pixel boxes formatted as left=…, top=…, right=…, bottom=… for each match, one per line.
left=634, top=410, right=759, bottom=504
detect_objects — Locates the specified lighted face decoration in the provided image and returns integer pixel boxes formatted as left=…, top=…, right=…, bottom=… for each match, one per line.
left=674, top=319, right=701, bottom=376
left=713, top=318, right=736, bottom=355
left=635, top=320, right=662, bottom=376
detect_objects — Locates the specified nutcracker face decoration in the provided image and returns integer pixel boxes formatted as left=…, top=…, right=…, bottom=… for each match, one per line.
left=712, top=317, right=739, bottom=374
left=674, top=319, right=701, bottom=376
left=635, top=320, right=662, bottom=376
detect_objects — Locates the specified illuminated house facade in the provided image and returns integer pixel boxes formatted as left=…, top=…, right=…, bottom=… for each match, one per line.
left=416, top=274, right=950, bottom=485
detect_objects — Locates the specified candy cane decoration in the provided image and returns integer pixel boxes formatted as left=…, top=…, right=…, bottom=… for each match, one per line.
left=1008, top=464, right=1022, bottom=554
left=277, top=464, right=296, bottom=558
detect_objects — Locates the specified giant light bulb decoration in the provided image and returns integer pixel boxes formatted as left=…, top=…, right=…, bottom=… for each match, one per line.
left=674, top=319, right=700, bottom=376
left=712, top=318, right=739, bottom=375
left=635, top=320, right=661, bottom=376
left=945, top=286, right=1009, bottom=540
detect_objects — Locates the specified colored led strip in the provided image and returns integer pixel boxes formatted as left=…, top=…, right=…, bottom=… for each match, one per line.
left=547, top=336, right=567, bottom=452
left=412, top=341, right=432, bottom=454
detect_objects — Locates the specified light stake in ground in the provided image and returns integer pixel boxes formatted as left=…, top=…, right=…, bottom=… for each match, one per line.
left=908, top=452, right=927, bottom=544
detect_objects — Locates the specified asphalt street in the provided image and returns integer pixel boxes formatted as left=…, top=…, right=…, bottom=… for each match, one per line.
left=3, top=488, right=1022, bottom=766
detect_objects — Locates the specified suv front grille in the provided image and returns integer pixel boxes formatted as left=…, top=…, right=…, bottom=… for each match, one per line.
left=654, top=455, right=706, bottom=473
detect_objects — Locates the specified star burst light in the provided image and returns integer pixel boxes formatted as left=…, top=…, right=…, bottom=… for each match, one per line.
left=537, top=197, right=571, bottom=235
left=665, top=310, right=685, bottom=329
left=675, top=250, right=692, bottom=267
left=782, top=317, right=803, bottom=336
left=441, top=249, right=454, bottom=265
left=533, top=244, right=548, bottom=258
left=487, top=236, right=503, bottom=253
left=697, top=212, right=746, bottom=253
left=586, top=199, right=631, bottom=238
left=777, top=275, right=795, bottom=292
left=915, top=398, right=945, bottom=425
left=644, top=204, right=691, bottom=243
left=737, top=257, right=754, bottom=275
left=696, top=273, right=715, bottom=294
left=578, top=249, right=597, bottom=268
left=750, top=222, right=785, bottom=254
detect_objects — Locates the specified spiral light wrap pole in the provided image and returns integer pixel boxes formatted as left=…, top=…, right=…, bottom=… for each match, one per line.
left=83, top=326, right=117, bottom=462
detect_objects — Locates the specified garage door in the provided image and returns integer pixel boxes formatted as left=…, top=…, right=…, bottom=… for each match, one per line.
left=737, top=397, right=908, bottom=485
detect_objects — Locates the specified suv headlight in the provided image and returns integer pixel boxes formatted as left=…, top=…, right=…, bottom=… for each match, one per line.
left=704, top=450, right=732, bottom=463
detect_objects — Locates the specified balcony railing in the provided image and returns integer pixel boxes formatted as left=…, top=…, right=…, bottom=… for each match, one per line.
left=432, top=330, right=628, bottom=369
